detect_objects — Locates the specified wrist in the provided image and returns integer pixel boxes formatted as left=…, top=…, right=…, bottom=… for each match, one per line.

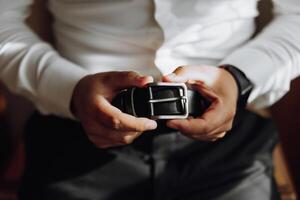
left=70, top=75, right=91, bottom=117
left=219, top=64, right=253, bottom=109
left=220, top=68, right=239, bottom=104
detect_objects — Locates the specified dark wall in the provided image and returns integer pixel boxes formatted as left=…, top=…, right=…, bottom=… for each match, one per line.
left=271, top=79, right=300, bottom=193
left=255, top=0, right=300, bottom=194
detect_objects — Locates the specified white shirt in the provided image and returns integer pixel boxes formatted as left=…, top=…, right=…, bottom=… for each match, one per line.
left=0, top=0, right=300, bottom=118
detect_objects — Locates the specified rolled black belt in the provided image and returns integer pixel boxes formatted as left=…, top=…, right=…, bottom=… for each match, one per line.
left=112, top=83, right=210, bottom=120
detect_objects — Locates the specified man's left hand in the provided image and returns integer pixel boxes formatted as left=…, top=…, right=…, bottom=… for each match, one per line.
left=163, top=65, right=239, bottom=141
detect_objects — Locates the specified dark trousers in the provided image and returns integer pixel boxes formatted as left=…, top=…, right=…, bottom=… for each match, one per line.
left=19, top=110, right=280, bottom=200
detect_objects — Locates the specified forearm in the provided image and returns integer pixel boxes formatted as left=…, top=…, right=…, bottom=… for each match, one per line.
left=221, top=0, right=300, bottom=108
left=0, top=0, right=89, bottom=118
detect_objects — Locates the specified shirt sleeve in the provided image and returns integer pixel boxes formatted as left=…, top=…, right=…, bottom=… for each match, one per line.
left=0, top=0, right=89, bottom=118
left=221, top=0, right=300, bottom=108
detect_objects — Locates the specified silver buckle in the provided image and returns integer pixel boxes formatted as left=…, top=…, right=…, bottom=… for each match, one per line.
left=146, top=82, right=189, bottom=120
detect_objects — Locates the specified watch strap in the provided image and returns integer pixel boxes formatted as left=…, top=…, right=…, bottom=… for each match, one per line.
left=219, top=64, right=253, bottom=108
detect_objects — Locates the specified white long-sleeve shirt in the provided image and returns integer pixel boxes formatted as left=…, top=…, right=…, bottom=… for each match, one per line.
left=0, top=0, right=300, bottom=118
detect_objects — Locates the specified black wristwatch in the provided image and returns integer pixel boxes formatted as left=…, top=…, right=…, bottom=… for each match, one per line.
left=219, top=64, right=253, bottom=109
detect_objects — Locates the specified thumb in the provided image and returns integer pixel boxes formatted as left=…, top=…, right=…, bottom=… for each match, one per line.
left=111, top=71, right=154, bottom=90
left=163, top=66, right=220, bottom=87
left=162, top=66, right=190, bottom=83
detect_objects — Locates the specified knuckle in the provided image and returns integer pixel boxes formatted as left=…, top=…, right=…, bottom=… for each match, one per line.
left=216, top=97, right=223, bottom=106
left=217, top=133, right=226, bottom=139
left=108, top=117, right=121, bottom=130
left=112, top=119, right=121, bottom=130
left=201, top=124, right=210, bottom=134
left=178, top=124, right=190, bottom=134
left=103, top=73, right=114, bottom=84
left=94, top=96, right=106, bottom=112
left=133, top=122, right=145, bottom=132
left=226, top=122, right=233, bottom=131
left=127, top=71, right=137, bottom=77
left=121, top=135, right=134, bottom=144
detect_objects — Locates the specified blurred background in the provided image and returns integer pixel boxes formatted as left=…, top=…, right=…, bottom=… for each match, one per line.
left=0, top=0, right=299, bottom=199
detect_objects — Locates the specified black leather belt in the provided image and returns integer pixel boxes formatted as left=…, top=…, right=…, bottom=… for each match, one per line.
left=112, top=83, right=210, bottom=120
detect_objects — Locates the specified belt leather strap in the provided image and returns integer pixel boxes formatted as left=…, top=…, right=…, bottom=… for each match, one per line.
left=112, top=83, right=210, bottom=120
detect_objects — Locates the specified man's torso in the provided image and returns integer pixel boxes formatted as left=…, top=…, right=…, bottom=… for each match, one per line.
left=48, top=0, right=259, bottom=78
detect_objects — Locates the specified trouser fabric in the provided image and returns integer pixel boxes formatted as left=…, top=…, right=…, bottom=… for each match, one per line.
left=19, top=110, right=280, bottom=200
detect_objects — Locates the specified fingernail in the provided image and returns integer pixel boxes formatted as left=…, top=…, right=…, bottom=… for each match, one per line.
left=166, top=73, right=176, bottom=79
left=145, top=120, right=157, bottom=130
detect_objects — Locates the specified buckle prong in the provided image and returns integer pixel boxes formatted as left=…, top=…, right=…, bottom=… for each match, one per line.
left=130, top=87, right=137, bottom=117
left=148, top=97, right=186, bottom=104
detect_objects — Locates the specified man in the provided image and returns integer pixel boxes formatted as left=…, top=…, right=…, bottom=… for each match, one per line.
left=0, top=0, right=300, bottom=199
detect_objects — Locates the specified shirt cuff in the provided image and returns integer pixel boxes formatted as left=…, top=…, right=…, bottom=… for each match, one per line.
left=220, top=46, right=289, bottom=108
left=37, top=54, right=90, bottom=119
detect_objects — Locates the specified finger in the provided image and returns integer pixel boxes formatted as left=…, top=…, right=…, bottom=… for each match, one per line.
left=88, top=129, right=141, bottom=146
left=166, top=118, right=208, bottom=135
left=190, top=81, right=219, bottom=102
left=190, top=118, right=231, bottom=139
left=109, top=71, right=154, bottom=90
left=169, top=81, right=234, bottom=131
left=189, top=107, right=233, bottom=138
left=166, top=97, right=224, bottom=135
left=202, top=132, right=227, bottom=142
left=85, top=121, right=143, bottom=144
left=197, top=118, right=232, bottom=141
left=163, top=66, right=190, bottom=83
left=207, top=120, right=233, bottom=136
left=167, top=107, right=224, bottom=135
left=162, top=66, right=220, bottom=87
left=210, top=131, right=227, bottom=140
left=96, top=96, right=157, bottom=132
left=193, top=83, right=235, bottom=133
left=179, top=128, right=226, bottom=141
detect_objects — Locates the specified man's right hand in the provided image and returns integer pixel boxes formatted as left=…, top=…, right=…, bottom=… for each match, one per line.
left=71, top=71, right=157, bottom=148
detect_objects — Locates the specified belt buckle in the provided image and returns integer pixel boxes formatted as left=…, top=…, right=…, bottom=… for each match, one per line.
left=145, top=82, right=189, bottom=120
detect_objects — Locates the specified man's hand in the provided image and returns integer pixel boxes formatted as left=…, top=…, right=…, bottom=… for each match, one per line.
left=163, top=66, right=238, bottom=141
left=71, top=71, right=157, bottom=148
